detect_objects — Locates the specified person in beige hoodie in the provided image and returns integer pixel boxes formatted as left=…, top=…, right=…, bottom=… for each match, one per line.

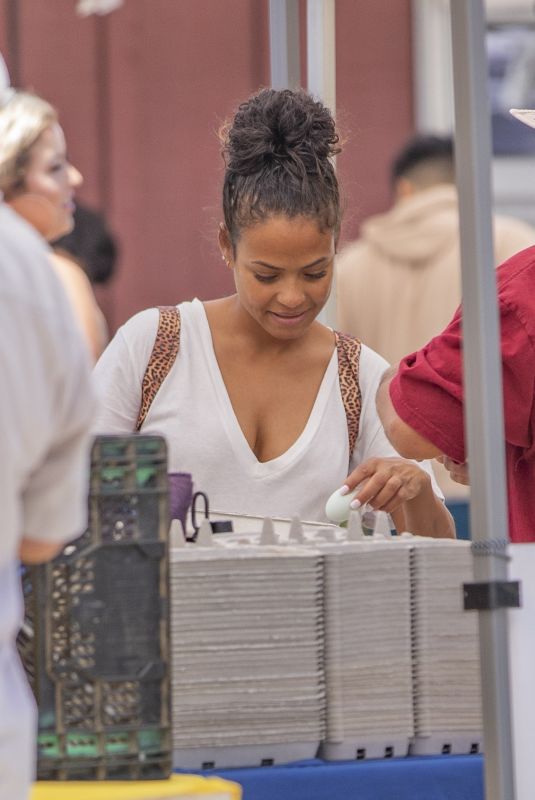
left=336, top=134, right=535, bottom=497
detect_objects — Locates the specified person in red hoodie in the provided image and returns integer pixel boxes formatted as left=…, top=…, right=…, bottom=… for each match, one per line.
left=372, top=110, right=535, bottom=544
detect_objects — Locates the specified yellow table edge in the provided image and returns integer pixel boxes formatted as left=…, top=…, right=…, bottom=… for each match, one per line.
left=31, top=774, right=242, bottom=800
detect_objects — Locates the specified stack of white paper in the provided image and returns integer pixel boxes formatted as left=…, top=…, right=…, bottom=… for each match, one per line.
left=410, top=538, right=483, bottom=755
left=314, top=536, right=414, bottom=760
left=169, top=540, right=325, bottom=769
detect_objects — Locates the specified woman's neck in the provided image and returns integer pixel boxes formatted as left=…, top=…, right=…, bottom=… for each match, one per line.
left=203, top=295, right=334, bottom=363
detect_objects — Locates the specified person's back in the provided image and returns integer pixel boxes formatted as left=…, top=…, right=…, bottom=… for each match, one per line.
left=336, top=134, right=535, bottom=366
left=0, top=204, right=95, bottom=798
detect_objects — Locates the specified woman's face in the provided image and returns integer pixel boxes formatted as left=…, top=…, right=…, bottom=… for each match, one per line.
left=221, top=214, right=335, bottom=340
left=13, top=123, right=82, bottom=241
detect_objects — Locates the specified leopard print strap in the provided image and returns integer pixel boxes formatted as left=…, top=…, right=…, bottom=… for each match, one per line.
left=135, top=311, right=360, bottom=453
left=135, top=306, right=181, bottom=431
left=334, top=330, right=362, bottom=457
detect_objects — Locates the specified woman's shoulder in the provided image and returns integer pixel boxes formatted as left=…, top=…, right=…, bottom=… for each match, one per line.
left=115, top=298, right=200, bottom=353
left=50, top=250, right=91, bottom=286
left=50, top=251, right=108, bottom=361
left=118, top=306, right=161, bottom=342
left=50, top=251, right=100, bottom=312
left=333, top=329, right=389, bottom=375
left=359, top=341, right=390, bottom=373
left=355, top=341, right=391, bottom=398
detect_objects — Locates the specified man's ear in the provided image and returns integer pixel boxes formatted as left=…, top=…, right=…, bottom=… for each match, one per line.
left=394, top=177, right=415, bottom=202
left=218, top=223, right=233, bottom=265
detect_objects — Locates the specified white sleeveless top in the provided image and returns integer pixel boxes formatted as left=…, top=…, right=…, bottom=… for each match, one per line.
left=93, top=299, right=440, bottom=522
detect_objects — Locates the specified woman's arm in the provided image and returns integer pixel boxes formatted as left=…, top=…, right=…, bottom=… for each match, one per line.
left=350, top=348, right=454, bottom=538
left=390, top=475, right=456, bottom=539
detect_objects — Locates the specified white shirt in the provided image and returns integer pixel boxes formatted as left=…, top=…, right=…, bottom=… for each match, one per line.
left=0, top=205, right=94, bottom=646
left=0, top=205, right=95, bottom=643
left=0, top=205, right=95, bottom=796
left=94, top=299, right=441, bottom=522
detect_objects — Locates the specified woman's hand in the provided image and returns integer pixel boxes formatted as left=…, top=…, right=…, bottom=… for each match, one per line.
left=341, top=456, right=456, bottom=538
left=343, top=456, right=431, bottom=515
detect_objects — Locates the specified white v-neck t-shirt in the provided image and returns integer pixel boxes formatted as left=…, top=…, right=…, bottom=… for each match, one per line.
left=93, top=299, right=441, bottom=522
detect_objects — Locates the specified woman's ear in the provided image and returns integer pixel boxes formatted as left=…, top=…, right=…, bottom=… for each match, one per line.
left=218, top=223, right=233, bottom=266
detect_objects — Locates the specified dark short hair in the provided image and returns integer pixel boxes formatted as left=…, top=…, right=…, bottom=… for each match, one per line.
left=53, top=203, right=118, bottom=285
left=221, top=88, right=341, bottom=247
left=391, top=134, right=454, bottom=186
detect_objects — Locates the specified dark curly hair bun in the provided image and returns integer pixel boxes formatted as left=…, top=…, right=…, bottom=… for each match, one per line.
left=225, top=88, right=340, bottom=174
left=221, top=88, right=342, bottom=244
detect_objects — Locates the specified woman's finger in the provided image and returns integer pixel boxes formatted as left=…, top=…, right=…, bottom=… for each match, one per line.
left=365, top=475, right=405, bottom=511
left=352, top=471, right=392, bottom=508
left=344, top=458, right=379, bottom=493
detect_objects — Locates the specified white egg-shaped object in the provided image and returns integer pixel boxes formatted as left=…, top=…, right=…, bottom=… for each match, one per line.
left=325, top=486, right=359, bottom=524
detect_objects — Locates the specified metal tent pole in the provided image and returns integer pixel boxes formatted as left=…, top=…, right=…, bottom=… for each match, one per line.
left=306, top=0, right=337, bottom=327
left=450, top=1, right=516, bottom=798
left=268, top=1, right=337, bottom=326
left=306, top=0, right=336, bottom=112
left=269, top=0, right=300, bottom=90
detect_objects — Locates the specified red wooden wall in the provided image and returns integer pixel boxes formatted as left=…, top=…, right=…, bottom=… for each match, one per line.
left=1, top=0, right=413, bottom=331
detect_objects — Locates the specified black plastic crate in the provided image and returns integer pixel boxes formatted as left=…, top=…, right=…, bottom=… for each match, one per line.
left=17, top=434, right=171, bottom=780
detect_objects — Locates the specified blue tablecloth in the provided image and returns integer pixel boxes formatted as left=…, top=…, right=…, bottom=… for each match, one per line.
left=197, top=755, right=484, bottom=800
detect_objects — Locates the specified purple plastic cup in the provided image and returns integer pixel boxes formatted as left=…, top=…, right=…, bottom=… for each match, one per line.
left=168, top=472, right=193, bottom=536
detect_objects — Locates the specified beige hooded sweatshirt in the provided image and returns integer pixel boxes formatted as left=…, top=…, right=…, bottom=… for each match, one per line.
left=336, top=184, right=535, bottom=366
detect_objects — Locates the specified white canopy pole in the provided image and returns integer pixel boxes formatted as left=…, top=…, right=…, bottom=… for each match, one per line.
left=450, top=1, right=516, bottom=798
left=269, top=0, right=300, bottom=90
left=306, top=0, right=336, bottom=113
left=307, top=0, right=337, bottom=327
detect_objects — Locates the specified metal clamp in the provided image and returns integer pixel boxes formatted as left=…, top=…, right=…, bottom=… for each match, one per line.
left=471, top=539, right=510, bottom=560
left=463, top=580, right=521, bottom=611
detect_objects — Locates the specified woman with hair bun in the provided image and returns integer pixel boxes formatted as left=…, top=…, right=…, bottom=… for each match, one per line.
left=94, top=88, right=453, bottom=537
left=0, top=84, right=107, bottom=361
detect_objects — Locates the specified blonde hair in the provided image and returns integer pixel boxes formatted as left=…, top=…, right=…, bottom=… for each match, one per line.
left=0, top=91, right=57, bottom=198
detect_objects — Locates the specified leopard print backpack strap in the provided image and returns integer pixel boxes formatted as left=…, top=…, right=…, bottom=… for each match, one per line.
left=334, top=330, right=363, bottom=457
left=135, top=306, right=181, bottom=431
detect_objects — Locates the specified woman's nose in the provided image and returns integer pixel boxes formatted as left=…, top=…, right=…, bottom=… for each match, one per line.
left=277, top=283, right=306, bottom=308
left=68, top=163, right=83, bottom=189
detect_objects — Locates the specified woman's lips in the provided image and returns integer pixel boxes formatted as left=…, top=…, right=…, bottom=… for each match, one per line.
left=269, top=310, right=309, bottom=326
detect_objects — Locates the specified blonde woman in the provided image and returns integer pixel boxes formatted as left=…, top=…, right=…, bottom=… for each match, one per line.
left=0, top=83, right=107, bottom=361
